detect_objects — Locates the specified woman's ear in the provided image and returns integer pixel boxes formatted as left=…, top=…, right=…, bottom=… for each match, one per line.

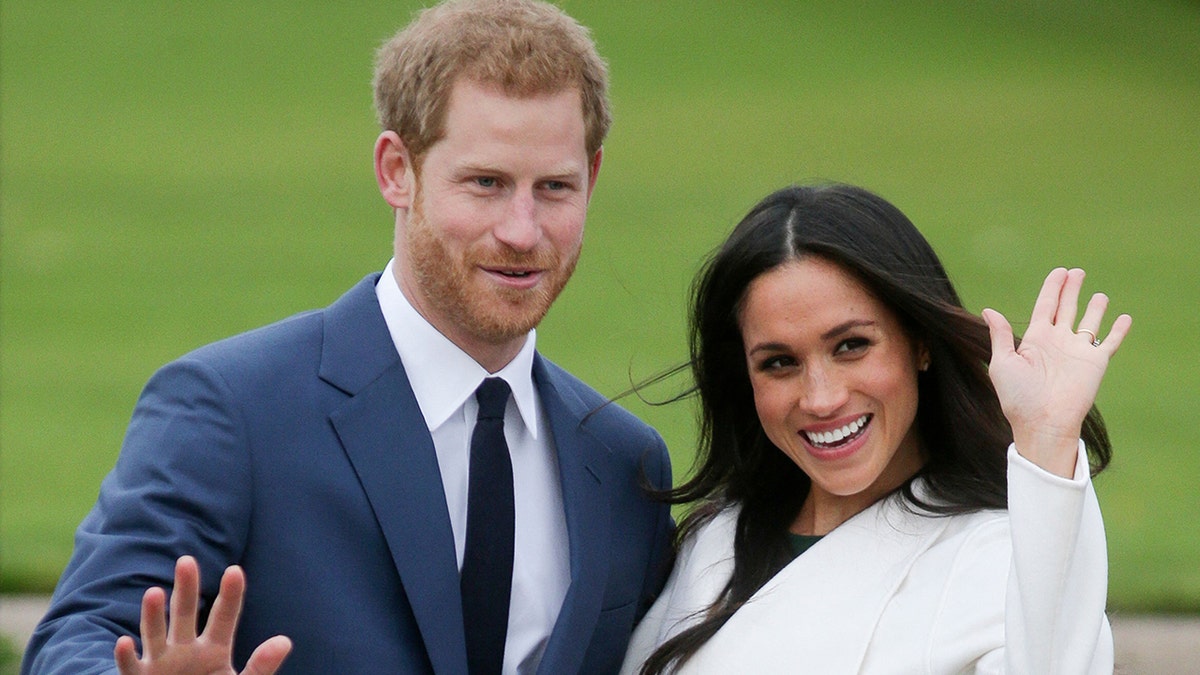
left=917, top=343, right=932, bottom=372
left=375, top=131, right=414, bottom=209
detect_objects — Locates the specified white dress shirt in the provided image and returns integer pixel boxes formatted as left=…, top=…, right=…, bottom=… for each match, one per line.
left=376, top=259, right=571, bottom=674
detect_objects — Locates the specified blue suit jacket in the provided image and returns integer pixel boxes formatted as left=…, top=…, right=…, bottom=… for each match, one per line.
left=23, top=274, right=674, bottom=675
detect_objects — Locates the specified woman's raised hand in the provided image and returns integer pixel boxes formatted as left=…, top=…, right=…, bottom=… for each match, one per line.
left=982, top=267, right=1132, bottom=478
left=114, top=556, right=292, bottom=675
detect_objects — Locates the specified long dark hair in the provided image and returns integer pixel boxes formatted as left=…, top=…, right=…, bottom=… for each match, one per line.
left=639, top=184, right=1113, bottom=674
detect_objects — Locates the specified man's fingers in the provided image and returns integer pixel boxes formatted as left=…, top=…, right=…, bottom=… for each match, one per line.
left=139, top=586, right=168, bottom=660
left=114, top=635, right=142, bottom=674
left=168, top=556, right=202, bottom=643
left=205, top=565, right=249, bottom=646
left=116, top=558, right=269, bottom=674
left=240, top=635, right=293, bottom=675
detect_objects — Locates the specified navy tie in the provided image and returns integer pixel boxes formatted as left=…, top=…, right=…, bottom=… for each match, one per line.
left=461, top=377, right=514, bottom=675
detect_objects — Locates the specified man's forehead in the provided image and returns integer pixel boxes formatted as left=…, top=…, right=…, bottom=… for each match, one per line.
left=441, top=82, right=585, bottom=139
left=448, top=76, right=582, bottom=106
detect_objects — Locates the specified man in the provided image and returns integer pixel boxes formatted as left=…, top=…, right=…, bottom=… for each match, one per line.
left=21, top=1, right=673, bottom=673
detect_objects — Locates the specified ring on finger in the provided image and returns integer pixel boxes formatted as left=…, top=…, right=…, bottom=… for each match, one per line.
left=1077, top=328, right=1101, bottom=347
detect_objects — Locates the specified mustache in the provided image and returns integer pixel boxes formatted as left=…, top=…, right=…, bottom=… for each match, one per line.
left=471, top=246, right=559, bottom=269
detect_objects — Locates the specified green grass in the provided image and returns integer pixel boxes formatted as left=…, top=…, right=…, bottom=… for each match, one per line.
left=0, top=636, right=18, bottom=675
left=3, top=0, right=1198, bottom=613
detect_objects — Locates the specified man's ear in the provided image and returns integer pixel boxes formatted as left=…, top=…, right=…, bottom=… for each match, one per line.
left=585, top=147, right=603, bottom=202
left=375, top=131, right=414, bottom=209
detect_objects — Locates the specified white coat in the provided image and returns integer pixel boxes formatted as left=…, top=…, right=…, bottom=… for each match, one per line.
left=621, top=444, right=1114, bottom=674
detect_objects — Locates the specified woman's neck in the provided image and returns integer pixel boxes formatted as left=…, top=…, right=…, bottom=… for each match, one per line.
left=791, top=451, right=926, bottom=536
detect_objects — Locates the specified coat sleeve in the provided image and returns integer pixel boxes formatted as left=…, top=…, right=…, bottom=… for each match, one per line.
left=21, top=357, right=255, bottom=675
left=976, top=442, right=1114, bottom=674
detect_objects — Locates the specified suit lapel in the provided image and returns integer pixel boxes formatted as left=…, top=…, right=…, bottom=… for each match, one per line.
left=686, top=497, right=951, bottom=674
left=321, top=275, right=467, bottom=675
left=532, top=357, right=612, bottom=675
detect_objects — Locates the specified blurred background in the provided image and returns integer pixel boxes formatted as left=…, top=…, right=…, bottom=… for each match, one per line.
left=2, top=0, right=1197, bottom=639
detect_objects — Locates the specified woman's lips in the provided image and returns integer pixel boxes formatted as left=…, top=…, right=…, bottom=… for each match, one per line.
left=800, top=414, right=872, bottom=460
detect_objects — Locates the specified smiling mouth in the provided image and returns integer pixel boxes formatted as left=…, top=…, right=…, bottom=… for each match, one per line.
left=803, top=414, right=871, bottom=449
left=487, top=268, right=538, bottom=279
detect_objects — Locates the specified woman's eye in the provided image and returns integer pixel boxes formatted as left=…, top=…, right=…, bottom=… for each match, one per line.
left=758, top=355, right=794, bottom=371
left=835, top=338, right=869, bottom=354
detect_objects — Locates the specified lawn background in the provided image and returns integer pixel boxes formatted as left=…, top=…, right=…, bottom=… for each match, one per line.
left=2, top=0, right=1198, bottom=614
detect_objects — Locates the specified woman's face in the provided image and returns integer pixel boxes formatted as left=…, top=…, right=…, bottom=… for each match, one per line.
left=739, top=257, right=927, bottom=526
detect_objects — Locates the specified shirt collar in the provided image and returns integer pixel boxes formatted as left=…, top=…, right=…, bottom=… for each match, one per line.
left=375, top=259, right=540, bottom=437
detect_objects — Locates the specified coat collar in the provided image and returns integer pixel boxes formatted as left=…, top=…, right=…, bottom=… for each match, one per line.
left=681, top=494, right=952, bottom=674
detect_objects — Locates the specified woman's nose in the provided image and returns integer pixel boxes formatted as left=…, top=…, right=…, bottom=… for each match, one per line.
left=797, top=366, right=848, bottom=417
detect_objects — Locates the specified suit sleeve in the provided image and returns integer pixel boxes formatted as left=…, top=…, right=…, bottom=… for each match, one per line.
left=21, top=357, right=255, bottom=675
left=965, top=442, right=1114, bottom=674
left=635, top=432, right=675, bottom=622
left=620, top=508, right=737, bottom=675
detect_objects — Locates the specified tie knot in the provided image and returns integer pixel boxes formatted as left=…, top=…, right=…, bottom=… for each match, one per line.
left=475, top=377, right=510, bottom=421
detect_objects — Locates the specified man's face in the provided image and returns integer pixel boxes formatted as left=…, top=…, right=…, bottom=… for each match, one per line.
left=395, top=79, right=599, bottom=366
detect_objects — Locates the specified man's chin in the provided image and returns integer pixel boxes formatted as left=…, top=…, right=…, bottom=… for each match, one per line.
left=470, top=309, right=548, bottom=344
left=458, top=273, right=570, bottom=341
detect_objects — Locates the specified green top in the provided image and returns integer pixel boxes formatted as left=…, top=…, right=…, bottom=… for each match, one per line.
left=788, top=533, right=824, bottom=558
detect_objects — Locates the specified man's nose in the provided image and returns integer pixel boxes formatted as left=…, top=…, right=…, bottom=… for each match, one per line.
left=494, top=189, right=539, bottom=252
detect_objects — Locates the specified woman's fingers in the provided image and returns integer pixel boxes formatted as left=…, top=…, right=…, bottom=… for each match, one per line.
left=1028, top=267, right=1069, bottom=326
left=1074, top=292, right=1109, bottom=346
left=982, top=308, right=1016, bottom=364
left=1100, top=312, right=1134, bottom=356
left=1076, top=289, right=1133, bottom=356
left=1054, top=268, right=1086, bottom=329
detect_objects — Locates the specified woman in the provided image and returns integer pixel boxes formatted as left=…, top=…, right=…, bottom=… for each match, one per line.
left=621, top=184, right=1129, bottom=674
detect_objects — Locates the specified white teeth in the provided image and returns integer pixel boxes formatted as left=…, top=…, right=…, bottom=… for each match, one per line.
left=804, top=414, right=870, bottom=447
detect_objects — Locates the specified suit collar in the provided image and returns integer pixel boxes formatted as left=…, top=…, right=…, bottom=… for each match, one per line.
left=319, top=273, right=396, bottom=395
left=321, top=287, right=613, bottom=674
left=322, top=275, right=469, bottom=674
left=531, top=356, right=613, bottom=675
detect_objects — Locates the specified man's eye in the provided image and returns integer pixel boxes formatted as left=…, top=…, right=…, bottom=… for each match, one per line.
left=475, top=177, right=497, bottom=188
left=545, top=180, right=567, bottom=191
